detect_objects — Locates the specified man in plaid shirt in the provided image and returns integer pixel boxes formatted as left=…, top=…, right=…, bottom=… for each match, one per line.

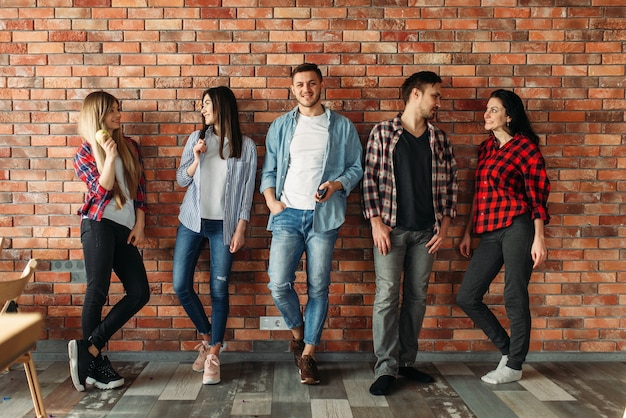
left=362, top=71, right=458, bottom=396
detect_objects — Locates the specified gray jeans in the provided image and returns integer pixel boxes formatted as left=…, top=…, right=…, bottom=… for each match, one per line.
left=372, top=227, right=434, bottom=379
left=456, top=214, right=534, bottom=370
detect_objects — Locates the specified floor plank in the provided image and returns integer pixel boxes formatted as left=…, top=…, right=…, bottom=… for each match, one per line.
left=237, top=361, right=273, bottom=393
left=495, top=390, right=560, bottom=418
left=434, top=361, right=476, bottom=376
left=386, top=383, right=438, bottom=418
left=343, top=378, right=388, bottom=408
left=146, top=400, right=194, bottom=417
left=231, top=391, right=272, bottom=416
left=516, top=364, right=576, bottom=401
left=107, top=395, right=157, bottom=418
left=351, top=406, right=395, bottom=418
left=338, top=362, right=374, bottom=380
left=272, top=360, right=310, bottom=403
left=309, top=362, right=348, bottom=400
left=310, top=398, right=353, bottom=418
left=125, top=361, right=179, bottom=396
left=158, top=363, right=203, bottom=401
left=444, top=375, right=518, bottom=418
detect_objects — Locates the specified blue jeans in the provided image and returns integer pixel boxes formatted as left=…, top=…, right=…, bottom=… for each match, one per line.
left=267, top=208, right=339, bottom=346
left=172, top=220, right=234, bottom=346
left=372, top=227, right=434, bottom=379
left=80, top=218, right=150, bottom=351
left=456, top=214, right=534, bottom=371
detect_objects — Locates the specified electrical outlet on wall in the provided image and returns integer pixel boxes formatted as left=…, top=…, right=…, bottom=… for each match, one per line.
left=260, top=316, right=289, bottom=330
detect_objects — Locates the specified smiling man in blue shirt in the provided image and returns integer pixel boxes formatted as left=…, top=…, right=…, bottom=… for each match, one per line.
left=260, top=63, right=363, bottom=385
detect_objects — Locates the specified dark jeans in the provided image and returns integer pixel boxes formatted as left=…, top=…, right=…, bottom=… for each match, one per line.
left=80, top=218, right=150, bottom=350
left=172, top=220, right=234, bottom=345
left=456, top=214, right=534, bottom=370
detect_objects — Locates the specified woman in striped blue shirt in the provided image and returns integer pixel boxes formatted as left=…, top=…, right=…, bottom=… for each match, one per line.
left=173, top=86, right=257, bottom=385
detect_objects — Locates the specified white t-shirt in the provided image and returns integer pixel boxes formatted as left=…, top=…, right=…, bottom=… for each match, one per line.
left=281, top=113, right=329, bottom=210
left=200, top=133, right=229, bottom=220
left=102, top=156, right=135, bottom=229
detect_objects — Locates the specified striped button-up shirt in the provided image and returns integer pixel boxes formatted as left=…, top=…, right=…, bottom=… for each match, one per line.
left=177, top=128, right=257, bottom=245
left=362, top=115, right=458, bottom=232
left=473, top=133, right=550, bottom=234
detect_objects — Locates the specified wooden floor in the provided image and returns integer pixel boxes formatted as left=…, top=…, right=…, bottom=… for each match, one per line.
left=1, top=358, right=625, bottom=418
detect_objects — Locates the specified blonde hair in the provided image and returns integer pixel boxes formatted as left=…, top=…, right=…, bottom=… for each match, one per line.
left=78, top=91, right=142, bottom=209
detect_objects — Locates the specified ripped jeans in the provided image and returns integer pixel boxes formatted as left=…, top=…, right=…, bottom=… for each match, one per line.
left=172, top=220, right=233, bottom=346
left=267, top=208, right=339, bottom=346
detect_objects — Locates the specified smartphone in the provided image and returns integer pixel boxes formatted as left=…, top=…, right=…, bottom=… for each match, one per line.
left=317, top=187, right=327, bottom=199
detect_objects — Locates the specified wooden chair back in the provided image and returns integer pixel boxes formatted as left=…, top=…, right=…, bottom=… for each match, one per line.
left=0, top=259, right=38, bottom=314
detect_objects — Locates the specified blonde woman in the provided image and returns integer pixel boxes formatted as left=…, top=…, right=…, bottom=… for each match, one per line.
left=68, top=91, right=150, bottom=392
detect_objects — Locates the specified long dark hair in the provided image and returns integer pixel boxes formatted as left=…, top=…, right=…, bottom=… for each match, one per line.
left=199, top=86, right=243, bottom=159
left=490, top=89, right=539, bottom=145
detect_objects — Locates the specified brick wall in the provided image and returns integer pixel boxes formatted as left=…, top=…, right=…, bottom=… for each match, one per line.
left=1, top=1, right=625, bottom=355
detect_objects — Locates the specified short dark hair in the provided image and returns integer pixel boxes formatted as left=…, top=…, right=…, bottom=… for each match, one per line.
left=291, top=63, right=323, bottom=82
left=489, top=89, right=539, bottom=145
left=401, top=71, right=442, bottom=103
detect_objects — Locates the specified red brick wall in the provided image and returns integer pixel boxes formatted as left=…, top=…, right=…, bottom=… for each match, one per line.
left=1, top=1, right=625, bottom=354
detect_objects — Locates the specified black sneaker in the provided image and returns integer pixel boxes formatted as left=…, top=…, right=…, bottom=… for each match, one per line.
left=86, top=355, right=124, bottom=390
left=290, top=338, right=305, bottom=367
left=68, top=339, right=96, bottom=392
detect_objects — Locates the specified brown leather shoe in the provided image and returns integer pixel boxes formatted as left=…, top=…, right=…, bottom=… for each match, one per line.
left=298, top=355, right=320, bottom=385
left=290, top=338, right=305, bottom=367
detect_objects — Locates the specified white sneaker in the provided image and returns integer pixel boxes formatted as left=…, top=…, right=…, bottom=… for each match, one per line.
left=482, top=355, right=509, bottom=380
left=192, top=342, right=209, bottom=372
left=481, top=366, right=522, bottom=384
left=203, top=354, right=221, bottom=385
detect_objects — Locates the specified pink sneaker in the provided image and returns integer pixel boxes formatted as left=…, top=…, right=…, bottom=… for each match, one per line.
left=192, top=342, right=209, bottom=372
left=203, top=354, right=221, bottom=385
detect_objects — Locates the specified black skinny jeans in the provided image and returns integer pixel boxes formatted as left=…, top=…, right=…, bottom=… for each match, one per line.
left=456, top=214, right=534, bottom=370
left=80, top=218, right=150, bottom=351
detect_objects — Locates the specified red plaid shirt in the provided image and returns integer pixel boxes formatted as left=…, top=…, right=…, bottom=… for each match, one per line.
left=74, top=138, right=147, bottom=221
left=473, top=133, right=550, bottom=234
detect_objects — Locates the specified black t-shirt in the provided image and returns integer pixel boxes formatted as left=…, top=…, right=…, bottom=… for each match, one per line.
left=393, top=129, right=435, bottom=231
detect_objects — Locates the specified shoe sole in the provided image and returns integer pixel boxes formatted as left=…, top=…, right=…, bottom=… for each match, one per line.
left=298, top=371, right=320, bottom=385
left=202, top=378, right=221, bottom=385
left=68, top=340, right=85, bottom=392
left=481, top=373, right=522, bottom=384
left=300, top=378, right=320, bottom=385
left=86, top=376, right=124, bottom=390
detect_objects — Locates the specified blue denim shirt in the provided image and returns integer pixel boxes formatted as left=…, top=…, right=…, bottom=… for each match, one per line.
left=260, top=106, right=363, bottom=232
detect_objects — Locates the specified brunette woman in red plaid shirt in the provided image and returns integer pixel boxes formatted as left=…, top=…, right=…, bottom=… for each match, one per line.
left=457, top=89, right=550, bottom=384
left=69, top=92, right=150, bottom=392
